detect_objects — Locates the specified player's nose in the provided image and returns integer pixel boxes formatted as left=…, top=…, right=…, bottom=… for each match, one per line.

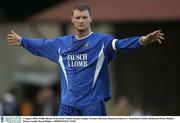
left=79, top=18, right=85, bottom=22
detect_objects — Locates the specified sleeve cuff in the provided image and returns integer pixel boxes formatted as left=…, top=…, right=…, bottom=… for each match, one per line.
left=138, top=36, right=147, bottom=46
left=20, top=37, right=27, bottom=47
left=20, top=37, right=22, bottom=44
left=112, top=39, right=118, bottom=51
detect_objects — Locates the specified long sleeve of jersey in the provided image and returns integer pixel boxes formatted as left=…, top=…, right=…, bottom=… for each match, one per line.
left=21, top=37, right=60, bottom=64
left=112, top=36, right=144, bottom=52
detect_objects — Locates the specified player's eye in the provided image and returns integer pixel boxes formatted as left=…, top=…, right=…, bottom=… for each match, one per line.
left=75, top=17, right=81, bottom=19
left=83, top=17, right=88, bottom=19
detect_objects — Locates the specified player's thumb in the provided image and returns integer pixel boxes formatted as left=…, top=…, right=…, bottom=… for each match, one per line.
left=11, top=30, right=15, bottom=34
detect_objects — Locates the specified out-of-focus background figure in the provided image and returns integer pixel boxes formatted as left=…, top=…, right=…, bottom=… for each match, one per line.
left=1, top=91, right=19, bottom=115
left=20, top=99, right=34, bottom=116
left=0, top=101, right=3, bottom=115
left=111, top=96, right=131, bottom=116
left=34, top=87, right=58, bottom=116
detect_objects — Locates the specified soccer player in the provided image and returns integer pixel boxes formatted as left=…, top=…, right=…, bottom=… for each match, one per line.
left=7, top=3, right=164, bottom=116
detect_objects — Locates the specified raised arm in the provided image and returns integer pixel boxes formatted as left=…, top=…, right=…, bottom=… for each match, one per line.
left=112, top=30, right=165, bottom=52
left=7, top=30, right=60, bottom=64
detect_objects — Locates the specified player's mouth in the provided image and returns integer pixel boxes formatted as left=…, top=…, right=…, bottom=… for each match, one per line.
left=78, top=25, right=85, bottom=28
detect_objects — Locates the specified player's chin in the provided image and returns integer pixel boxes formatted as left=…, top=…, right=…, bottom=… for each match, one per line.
left=77, top=28, right=86, bottom=32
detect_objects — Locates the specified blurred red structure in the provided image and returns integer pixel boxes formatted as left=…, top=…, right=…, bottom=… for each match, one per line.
left=29, top=0, right=180, bottom=22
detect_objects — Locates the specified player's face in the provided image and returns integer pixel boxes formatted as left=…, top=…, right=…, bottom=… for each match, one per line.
left=71, top=10, right=92, bottom=32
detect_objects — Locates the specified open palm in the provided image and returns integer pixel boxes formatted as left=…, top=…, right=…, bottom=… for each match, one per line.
left=7, top=30, right=22, bottom=46
left=141, top=30, right=165, bottom=44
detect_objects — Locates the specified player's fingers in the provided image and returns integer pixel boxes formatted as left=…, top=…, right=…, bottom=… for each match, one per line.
left=155, top=33, right=164, bottom=38
left=158, top=36, right=165, bottom=40
left=7, top=34, right=16, bottom=38
left=11, top=30, right=17, bottom=36
left=7, top=38, right=16, bottom=42
left=11, top=30, right=15, bottom=34
left=158, top=33, right=164, bottom=36
left=7, top=39, right=13, bottom=42
left=157, top=39, right=161, bottom=44
left=152, top=30, right=161, bottom=35
left=7, top=40, right=15, bottom=43
left=7, top=36, right=15, bottom=40
left=149, top=31, right=161, bottom=38
left=11, top=30, right=19, bottom=37
left=9, top=42, right=18, bottom=46
left=9, top=42, right=19, bottom=46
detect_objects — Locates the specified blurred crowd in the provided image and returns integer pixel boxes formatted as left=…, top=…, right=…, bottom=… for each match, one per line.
left=0, top=91, right=19, bottom=115
left=0, top=87, right=59, bottom=116
left=110, top=96, right=151, bottom=116
left=0, top=87, right=151, bottom=116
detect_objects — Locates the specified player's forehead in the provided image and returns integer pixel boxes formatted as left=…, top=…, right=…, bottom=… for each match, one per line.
left=72, top=10, right=90, bottom=17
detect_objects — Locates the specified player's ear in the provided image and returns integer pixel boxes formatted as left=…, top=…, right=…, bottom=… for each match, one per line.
left=71, top=16, right=74, bottom=23
left=90, top=16, right=92, bottom=23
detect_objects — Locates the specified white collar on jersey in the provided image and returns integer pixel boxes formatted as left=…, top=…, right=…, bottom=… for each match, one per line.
left=76, top=32, right=93, bottom=40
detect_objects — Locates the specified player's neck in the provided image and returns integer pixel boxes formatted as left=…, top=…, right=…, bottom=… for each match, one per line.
left=76, top=29, right=92, bottom=39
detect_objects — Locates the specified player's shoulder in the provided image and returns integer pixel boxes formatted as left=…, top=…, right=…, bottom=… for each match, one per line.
left=93, top=32, right=114, bottom=39
left=56, top=34, right=74, bottom=41
left=93, top=33, right=114, bottom=42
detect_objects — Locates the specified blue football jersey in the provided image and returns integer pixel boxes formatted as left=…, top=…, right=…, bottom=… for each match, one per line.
left=21, top=32, right=143, bottom=106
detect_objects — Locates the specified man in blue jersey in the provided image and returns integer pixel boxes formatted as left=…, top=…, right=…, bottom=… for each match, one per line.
left=7, top=3, right=164, bottom=116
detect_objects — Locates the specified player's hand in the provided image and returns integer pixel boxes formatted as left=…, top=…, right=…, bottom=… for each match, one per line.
left=140, top=30, right=165, bottom=45
left=7, top=30, right=22, bottom=46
